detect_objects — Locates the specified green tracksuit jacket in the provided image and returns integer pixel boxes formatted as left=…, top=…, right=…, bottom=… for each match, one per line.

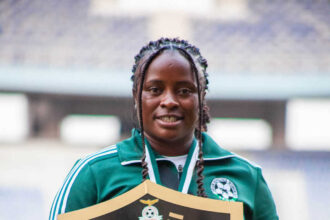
left=50, top=129, right=278, bottom=220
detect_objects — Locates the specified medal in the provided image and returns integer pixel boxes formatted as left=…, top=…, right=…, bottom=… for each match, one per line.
left=144, top=139, right=199, bottom=194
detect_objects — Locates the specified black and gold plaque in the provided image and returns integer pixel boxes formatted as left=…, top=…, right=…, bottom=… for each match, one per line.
left=58, top=180, right=243, bottom=220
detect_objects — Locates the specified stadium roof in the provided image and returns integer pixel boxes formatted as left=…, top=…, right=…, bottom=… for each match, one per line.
left=1, top=65, right=329, bottom=100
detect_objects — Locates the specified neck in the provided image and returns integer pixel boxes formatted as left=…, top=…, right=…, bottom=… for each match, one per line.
left=144, top=133, right=194, bottom=156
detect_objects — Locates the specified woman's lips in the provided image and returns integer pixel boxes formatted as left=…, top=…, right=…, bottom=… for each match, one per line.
left=159, top=116, right=181, bottom=122
left=155, top=115, right=183, bottom=127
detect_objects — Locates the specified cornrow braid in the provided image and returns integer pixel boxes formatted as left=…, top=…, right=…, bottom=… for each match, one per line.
left=137, top=48, right=168, bottom=181
left=132, top=38, right=210, bottom=197
left=132, top=38, right=209, bottom=92
left=175, top=48, right=206, bottom=197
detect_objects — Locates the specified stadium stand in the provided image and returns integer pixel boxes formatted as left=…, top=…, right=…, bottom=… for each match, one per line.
left=0, top=0, right=328, bottom=72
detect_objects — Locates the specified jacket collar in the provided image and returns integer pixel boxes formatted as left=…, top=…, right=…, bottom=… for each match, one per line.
left=117, top=129, right=234, bottom=165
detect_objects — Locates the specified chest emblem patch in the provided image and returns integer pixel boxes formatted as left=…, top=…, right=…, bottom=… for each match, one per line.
left=139, top=199, right=163, bottom=220
left=210, top=178, right=238, bottom=201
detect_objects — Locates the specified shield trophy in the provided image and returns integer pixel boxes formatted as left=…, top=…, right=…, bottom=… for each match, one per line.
left=58, top=180, right=243, bottom=220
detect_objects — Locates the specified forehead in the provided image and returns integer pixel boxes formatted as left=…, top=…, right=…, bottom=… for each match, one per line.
left=145, top=50, right=195, bottom=82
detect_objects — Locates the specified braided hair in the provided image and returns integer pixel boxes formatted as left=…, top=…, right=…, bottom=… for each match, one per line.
left=131, top=38, right=210, bottom=197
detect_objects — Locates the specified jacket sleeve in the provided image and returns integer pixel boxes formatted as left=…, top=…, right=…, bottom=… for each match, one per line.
left=253, top=168, right=279, bottom=220
left=49, top=160, right=98, bottom=220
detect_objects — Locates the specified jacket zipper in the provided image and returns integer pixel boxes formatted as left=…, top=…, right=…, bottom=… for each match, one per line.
left=178, top=164, right=183, bottom=181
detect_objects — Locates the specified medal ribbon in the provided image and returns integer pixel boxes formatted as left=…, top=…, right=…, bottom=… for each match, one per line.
left=144, top=139, right=199, bottom=194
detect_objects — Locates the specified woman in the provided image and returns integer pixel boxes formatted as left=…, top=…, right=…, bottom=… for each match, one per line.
left=50, top=38, right=278, bottom=220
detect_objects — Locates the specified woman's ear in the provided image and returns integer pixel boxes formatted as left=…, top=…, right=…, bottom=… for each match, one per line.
left=202, top=91, right=206, bottom=100
left=132, top=90, right=137, bottom=109
left=132, top=89, right=136, bottom=100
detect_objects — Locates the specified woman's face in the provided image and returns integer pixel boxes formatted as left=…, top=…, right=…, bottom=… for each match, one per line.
left=139, top=50, right=199, bottom=147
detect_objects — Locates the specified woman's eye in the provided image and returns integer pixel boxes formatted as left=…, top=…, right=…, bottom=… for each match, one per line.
left=149, top=87, right=161, bottom=94
left=178, top=88, right=191, bottom=95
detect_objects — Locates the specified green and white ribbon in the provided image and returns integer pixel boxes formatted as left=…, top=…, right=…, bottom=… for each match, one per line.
left=145, top=139, right=199, bottom=194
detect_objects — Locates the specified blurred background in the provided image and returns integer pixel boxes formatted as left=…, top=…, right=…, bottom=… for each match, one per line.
left=0, top=0, right=329, bottom=219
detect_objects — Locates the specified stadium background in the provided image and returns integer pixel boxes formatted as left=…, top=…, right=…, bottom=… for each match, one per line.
left=0, top=0, right=329, bottom=219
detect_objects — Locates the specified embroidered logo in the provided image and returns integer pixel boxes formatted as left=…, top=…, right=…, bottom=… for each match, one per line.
left=211, top=178, right=238, bottom=201
left=139, top=199, right=163, bottom=220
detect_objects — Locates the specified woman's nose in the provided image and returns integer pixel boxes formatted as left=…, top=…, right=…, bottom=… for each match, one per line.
left=160, top=92, right=179, bottom=109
